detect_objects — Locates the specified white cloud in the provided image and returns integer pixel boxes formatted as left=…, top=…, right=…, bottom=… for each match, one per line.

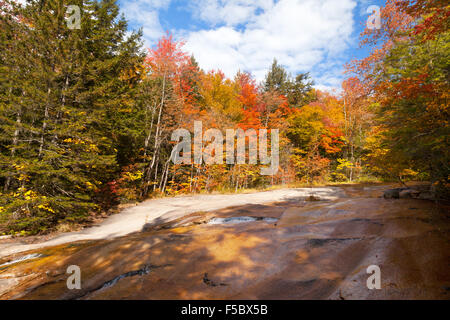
left=182, top=0, right=356, bottom=90
left=120, top=0, right=172, bottom=44
left=190, top=0, right=275, bottom=26
left=121, top=0, right=357, bottom=91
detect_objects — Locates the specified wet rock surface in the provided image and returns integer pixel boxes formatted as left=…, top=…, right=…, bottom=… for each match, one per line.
left=0, top=184, right=449, bottom=300
left=207, top=216, right=278, bottom=225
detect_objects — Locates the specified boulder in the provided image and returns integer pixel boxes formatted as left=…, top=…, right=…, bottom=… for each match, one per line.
left=384, top=186, right=436, bottom=201
left=399, top=189, right=420, bottom=199
left=383, top=188, right=408, bottom=199
left=306, top=195, right=321, bottom=201
left=417, top=192, right=435, bottom=201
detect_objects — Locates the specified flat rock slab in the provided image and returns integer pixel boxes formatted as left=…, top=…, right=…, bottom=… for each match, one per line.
left=1, top=184, right=449, bottom=300
left=0, top=187, right=346, bottom=259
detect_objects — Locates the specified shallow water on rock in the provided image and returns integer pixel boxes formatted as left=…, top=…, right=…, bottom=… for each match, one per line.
left=0, top=253, right=43, bottom=268
left=207, top=216, right=278, bottom=225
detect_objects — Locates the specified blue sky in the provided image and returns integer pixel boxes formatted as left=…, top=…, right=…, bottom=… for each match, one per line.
left=118, top=0, right=385, bottom=91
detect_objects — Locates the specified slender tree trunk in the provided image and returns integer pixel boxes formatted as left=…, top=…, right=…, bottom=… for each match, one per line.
left=143, top=73, right=166, bottom=195
left=349, top=143, right=354, bottom=182
left=159, top=159, right=170, bottom=190
left=235, top=166, right=240, bottom=192
left=152, top=73, right=166, bottom=161
left=39, top=87, right=51, bottom=159
left=143, top=101, right=157, bottom=158
left=160, top=161, right=170, bottom=193
left=153, top=155, right=159, bottom=192
left=193, top=165, right=200, bottom=192
left=189, top=163, right=194, bottom=192
left=4, top=111, right=21, bottom=192
left=52, top=75, right=69, bottom=144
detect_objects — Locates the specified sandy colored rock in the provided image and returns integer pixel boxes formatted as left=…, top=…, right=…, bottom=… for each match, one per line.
left=0, top=184, right=449, bottom=300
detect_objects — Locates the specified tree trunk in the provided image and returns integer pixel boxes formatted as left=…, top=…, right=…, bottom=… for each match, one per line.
left=4, top=111, right=21, bottom=192
left=52, top=76, right=69, bottom=145
left=38, top=87, right=51, bottom=159
left=143, top=73, right=166, bottom=195
left=143, top=101, right=157, bottom=158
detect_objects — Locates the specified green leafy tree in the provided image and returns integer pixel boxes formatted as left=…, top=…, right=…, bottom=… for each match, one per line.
left=0, top=0, right=144, bottom=233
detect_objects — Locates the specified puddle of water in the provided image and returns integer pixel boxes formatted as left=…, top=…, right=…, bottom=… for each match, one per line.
left=0, top=253, right=43, bottom=268
left=98, top=265, right=151, bottom=291
left=75, top=264, right=172, bottom=300
left=208, top=216, right=278, bottom=225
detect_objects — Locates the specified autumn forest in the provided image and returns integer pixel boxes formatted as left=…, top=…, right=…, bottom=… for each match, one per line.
left=0, top=0, right=448, bottom=235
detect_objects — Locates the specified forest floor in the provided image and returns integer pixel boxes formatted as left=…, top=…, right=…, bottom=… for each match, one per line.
left=1, top=183, right=449, bottom=299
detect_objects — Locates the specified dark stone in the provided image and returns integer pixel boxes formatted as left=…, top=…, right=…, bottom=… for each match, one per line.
left=203, top=273, right=227, bottom=287
left=399, top=189, right=420, bottom=199
left=383, top=188, right=408, bottom=199
left=417, top=191, right=435, bottom=201
left=306, top=195, right=321, bottom=201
